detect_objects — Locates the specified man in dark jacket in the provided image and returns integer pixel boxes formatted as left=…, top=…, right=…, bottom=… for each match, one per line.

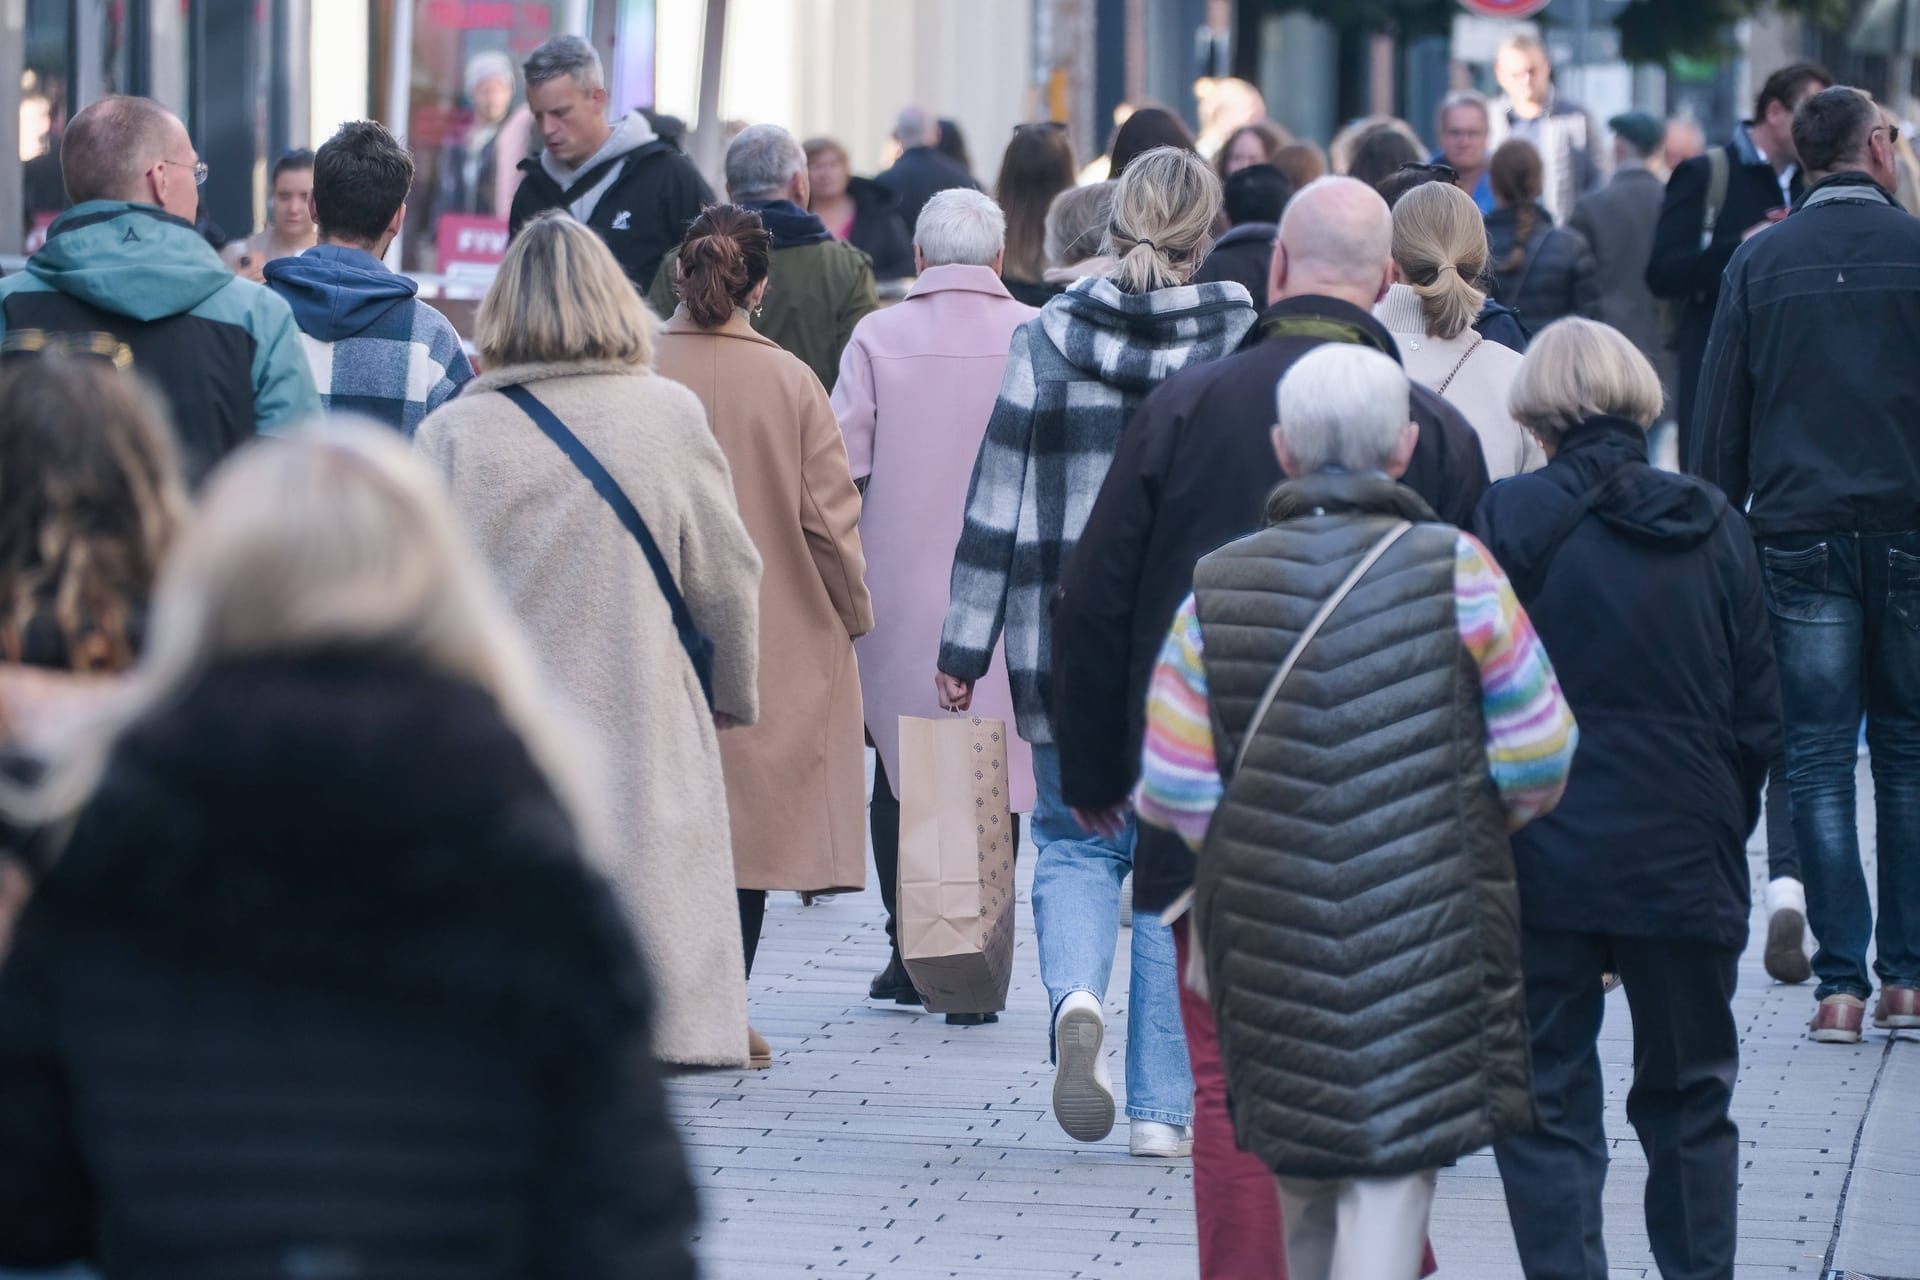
left=1694, top=86, right=1920, bottom=1044
left=1134, top=344, right=1574, bottom=1277
left=1192, top=163, right=1291, bottom=308
left=1049, top=175, right=1489, bottom=1274
left=507, top=36, right=713, bottom=292
left=1569, top=112, right=1674, bottom=402
left=1647, top=61, right=1829, bottom=451
left=0, top=95, right=319, bottom=485
left=874, top=105, right=978, bottom=234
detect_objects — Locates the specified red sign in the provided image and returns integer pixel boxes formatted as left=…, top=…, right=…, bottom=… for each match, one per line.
left=436, top=213, right=511, bottom=278
left=1458, top=0, right=1552, bottom=16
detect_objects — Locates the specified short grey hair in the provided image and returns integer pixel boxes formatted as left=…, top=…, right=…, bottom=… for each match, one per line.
left=1276, top=345, right=1411, bottom=474
left=914, top=189, right=1005, bottom=266
left=1437, top=90, right=1490, bottom=131
left=726, top=123, right=806, bottom=201
left=1045, top=181, right=1116, bottom=267
left=1508, top=317, right=1663, bottom=447
left=893, top=105, right=939, bottom=149
left=524, top=35, right=603, bottom=93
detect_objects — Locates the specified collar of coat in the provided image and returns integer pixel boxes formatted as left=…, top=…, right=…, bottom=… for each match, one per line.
left=659, top=305, right=782, bottom=347
left=905, top=262, right=1018, bottom=302
left=1265, top=469, right=1440, bottom=527
left=464, top=357, right=655, bottom=398
left=1795, top=171, right=1899, bottom=213
left=1255, top=294, right=1403, bottom=363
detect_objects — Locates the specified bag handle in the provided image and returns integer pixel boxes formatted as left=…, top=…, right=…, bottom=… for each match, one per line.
left=1435, top=333, right=1484, bottom=396
left=1229, top=521, right=1414, bottom=778
left=500, top=384, right=717, bottom=710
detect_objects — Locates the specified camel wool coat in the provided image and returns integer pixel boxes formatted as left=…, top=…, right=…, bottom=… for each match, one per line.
left=414, top=360, right=763, bottom=1069
left=654, top=309, right=875, bottom=894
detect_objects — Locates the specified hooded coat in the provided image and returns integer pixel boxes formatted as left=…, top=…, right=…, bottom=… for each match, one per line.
left=937, top=276, right=1257, bottom=744
left=841, top=176, right=915, bottom=281
left=0, top=201, right=320, bottom=483
left=1192, top=221, right=1277, bottom=309
left=0, top=656, right=698, bottom=1276
left=264, top=244, right=473, bottom=435
left=508, top=111, right=715, bottom=292
left=1472, top=416, right=1779, bottom=949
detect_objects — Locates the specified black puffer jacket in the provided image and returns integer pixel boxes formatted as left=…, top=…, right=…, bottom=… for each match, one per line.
left=1486, top=202, right=1596, bottom=334
left=1191, top=474, right=1533, bottom=1179
left=0, top=656, right=698, bottom=1278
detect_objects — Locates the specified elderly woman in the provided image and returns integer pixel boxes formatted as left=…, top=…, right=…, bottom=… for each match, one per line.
left=1376, top=181, right=1541, bottom=479
left=0, top=425, right=697, bottom=1273
left=416, top=213, right=764, bottom=1071
left=831, top=189, right=1038, bottom=1019
left=937, top=146, right=1257, bottom=1159
left=1042, top=180, right=1117, bottom=285
left=1472, top=319, right=1778, bottom=1280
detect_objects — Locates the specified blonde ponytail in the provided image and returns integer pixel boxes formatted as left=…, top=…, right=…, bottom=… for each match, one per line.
left=1392, top=181, right=1489, bottom=341
left=1105, top=146, right=1221, bottom=294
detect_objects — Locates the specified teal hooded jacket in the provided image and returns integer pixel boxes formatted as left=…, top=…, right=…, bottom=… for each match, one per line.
left=0, top=201, right=321, bottom=482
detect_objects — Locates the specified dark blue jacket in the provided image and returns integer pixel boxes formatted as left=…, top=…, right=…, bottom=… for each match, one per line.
left=1473, top=416, right=1778, bottom=950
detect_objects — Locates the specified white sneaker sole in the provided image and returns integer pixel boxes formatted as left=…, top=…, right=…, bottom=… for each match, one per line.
left=1053, top=1006, right=1116, bottom=1142
left=1130, top=1137, right=1194, bottom=1159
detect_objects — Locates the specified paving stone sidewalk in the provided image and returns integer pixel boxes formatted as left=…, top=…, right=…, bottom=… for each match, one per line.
left=669, top=761, right=1919, bottom=1279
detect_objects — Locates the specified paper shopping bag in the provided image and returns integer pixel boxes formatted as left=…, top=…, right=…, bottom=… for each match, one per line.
left=896, top=715, right=1016, bottom=1013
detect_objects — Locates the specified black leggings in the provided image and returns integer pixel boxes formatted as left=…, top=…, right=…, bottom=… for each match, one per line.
left=738, top=888, right=766, bottom=978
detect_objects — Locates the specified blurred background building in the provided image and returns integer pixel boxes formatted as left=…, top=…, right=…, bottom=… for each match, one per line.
left=0, top=0, right=1905, bottom=274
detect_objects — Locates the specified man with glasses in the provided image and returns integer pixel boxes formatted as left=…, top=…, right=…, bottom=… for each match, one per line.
left=1693, top=86, right=1920, bottom=1046
left=0, top=95, right=318, bottom=484
left=1435, top=91, right=1495, bottom=213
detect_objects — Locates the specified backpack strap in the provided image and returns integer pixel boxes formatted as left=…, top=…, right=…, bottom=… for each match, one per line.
left=499, top=384, right=717, bottom=710
left=1699, top=147, right=1731, bottom=250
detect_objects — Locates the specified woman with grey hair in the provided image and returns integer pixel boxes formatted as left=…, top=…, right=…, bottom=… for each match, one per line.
left=1042, top=180, right=1118, bottom=284
left=935, top=145, right=1256, bottom=1159
left=1472, top=318, right=1777, bottom=1280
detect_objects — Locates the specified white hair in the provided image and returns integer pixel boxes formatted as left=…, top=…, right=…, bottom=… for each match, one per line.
left=523, top=35, right=603, bottom=93
left=893, top=104, right=939, bottom=149
left=726, top=123, right=805, bottom=201
left=913, top=188, right=1005, bottom=266
left=1437, top=90, right=1490, bottom=131
left=1276, top=345, right=1411, bottom=474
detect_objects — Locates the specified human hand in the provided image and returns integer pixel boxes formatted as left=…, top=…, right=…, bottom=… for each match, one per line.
left=1072, top=804, right=1130, bottom=839
left=934, top=672, right=974, bottom=712
left=714, top=712, right=740, bottom=731
left=1741, top=209, right=1788, bottom=242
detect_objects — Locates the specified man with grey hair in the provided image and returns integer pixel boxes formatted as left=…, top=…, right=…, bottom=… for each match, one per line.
left=829, top=187, right=1034, bottom=1018
left=508, top=34, right=712, bottom=290
left=1134, top=343, right=1574, bottom=1280
left=649, top=123, right=875, bottom=391
left=0, top=94, right=319, bottom=484
left=875, top=103, right=978, bottom=234
left=1435, top=90, right=1494, bottom=212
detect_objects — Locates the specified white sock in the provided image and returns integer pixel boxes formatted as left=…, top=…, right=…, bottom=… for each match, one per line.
left=1767, top=876, right=1807, bottom=917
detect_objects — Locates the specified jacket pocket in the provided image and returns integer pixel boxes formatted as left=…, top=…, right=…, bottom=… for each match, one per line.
left=1888, top=548, right=1920, bottom=631
left=1762, top=542, right=1833, bottom=623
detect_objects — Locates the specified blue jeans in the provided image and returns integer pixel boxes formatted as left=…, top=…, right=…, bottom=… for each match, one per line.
left=1029, top=744, right=1192, bottom=1125
left=1762, top=532, right=1920, bottom=999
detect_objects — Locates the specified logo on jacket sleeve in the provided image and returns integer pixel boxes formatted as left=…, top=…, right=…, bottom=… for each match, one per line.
left=611, top=210, right=632, bottom=231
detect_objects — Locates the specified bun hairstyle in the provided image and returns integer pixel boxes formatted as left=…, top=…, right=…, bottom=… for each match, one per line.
left=675, top=205, right=772, bottom=329
left=1106, top=145, right=1221, bottom=294
left=1391, top=181, right=1490, bottom=341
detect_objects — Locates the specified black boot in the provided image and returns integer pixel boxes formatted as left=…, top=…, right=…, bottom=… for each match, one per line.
left=868, top=951, right=923, bottom=1004
left=945, top=1012, right=998, bottom=1026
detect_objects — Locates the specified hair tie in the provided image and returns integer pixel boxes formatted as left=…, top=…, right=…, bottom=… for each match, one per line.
left=1434, top=262, right=1459, bottom=278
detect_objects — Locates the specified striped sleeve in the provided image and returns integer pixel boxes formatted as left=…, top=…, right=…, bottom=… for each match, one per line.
left=1455, top=532, right=1578, bottom=831
left=1133, top=595, right=1223, bottom=852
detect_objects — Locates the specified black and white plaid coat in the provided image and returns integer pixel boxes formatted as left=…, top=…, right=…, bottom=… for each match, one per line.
left=937, top=276, right=1255, bottom=744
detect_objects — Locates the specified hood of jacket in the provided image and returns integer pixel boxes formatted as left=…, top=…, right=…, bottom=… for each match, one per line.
left=262, top=244, right=417, bottom=342
left=847, top=175, right=901, bottom=215
left=539, top=109, right=658, bottom=186
left=1038, top=275, right=1256, bottom=394
left=741, top=197, right=834, bottom=249
left=1513, top=416, right=1726, bottom=568
left=1265, top=469, right=1441, bottom=528
left=25, top=201, right=236, bottom=322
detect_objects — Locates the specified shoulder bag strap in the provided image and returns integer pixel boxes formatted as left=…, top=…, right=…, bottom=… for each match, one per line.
left=1229, top=521, right=1414, bottom=778
left=1434, top=333, right=1484, bottom=396
left=1700, top=147, right=1731, bottom=250
left=500, top=384, right=716, bottom=710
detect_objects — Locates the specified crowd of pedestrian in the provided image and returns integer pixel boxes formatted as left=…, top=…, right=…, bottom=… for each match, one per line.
left=0, top=23, right=1914, bottom=1280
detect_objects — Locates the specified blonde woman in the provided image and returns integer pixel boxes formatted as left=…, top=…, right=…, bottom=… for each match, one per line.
left=415, top=211, right=765, bottom=1070
left=1377, top=181, right=1543, bottom=480
left=936, top=145, right=1256, bottom=1158
left=0, top=425, right=699, bottom=1274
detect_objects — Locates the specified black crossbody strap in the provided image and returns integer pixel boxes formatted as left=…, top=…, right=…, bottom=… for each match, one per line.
left=500, top=384, right=716, bottom=710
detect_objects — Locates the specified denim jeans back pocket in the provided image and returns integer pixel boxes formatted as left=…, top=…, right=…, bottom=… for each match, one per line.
left=1763, top=542, right=1833, bottom=622
left=1888, top=548, right=1920, bottom=631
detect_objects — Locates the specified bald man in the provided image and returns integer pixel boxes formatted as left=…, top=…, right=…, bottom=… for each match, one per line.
left=1048, top=176, right=1484, bottom=1278
left=0, top=95, right=319, bottom=484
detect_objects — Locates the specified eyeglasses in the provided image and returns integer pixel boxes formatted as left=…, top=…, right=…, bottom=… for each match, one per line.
left=160, top=158, right=209, bottom=186
left=1877, top=123, right=1903, bottom=146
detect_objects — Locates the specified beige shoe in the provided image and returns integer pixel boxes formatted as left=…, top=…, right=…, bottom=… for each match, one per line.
left=747, top=1025, right=773, bottom=1069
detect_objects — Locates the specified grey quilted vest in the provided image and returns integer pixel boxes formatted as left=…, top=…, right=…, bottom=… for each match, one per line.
left=1191, top=472, right=1533, bottom=1180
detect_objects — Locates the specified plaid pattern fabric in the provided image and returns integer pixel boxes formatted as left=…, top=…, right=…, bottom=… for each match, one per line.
left=300, top=299, right=473, bottom=436
left=937, top=276, right=1255, bottom=744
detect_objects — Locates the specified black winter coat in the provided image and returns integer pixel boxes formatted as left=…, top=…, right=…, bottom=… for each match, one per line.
left=844, top=176, right=915, bottom=280
left=1691, top=173, right=1920, bottom=538
left=1485, top=203, right=1596, bottom=335
left=509, top=141, right=714, bottom=291
left=1474, top=417, right=1778, bottom=950
left=1192, top=222, right=1276, bottom=310
left=1050, top=295, right=1491, bottom=914
left=873, top=145, right=979, bottom=234
left=0, top=657, right=698, bottom=1278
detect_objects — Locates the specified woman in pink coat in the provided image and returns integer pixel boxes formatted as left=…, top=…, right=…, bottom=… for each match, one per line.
left=831, top=189, right=1037, bottom=1021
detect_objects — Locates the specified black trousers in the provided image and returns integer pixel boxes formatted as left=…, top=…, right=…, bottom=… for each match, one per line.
left=1494, top=929, right=1741, bottom=1280
left=738, top=889, right=766, bottom=979
left=870, top=751, right=1019, bottom=958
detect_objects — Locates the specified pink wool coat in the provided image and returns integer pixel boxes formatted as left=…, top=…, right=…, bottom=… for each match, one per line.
left=830, top=265, right=1036, bottom=813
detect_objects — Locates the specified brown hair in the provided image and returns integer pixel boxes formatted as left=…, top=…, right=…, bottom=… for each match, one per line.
left=1490, top=139, right=1545, bottom=275
left=1214, top=121, right=1291, bottom=185
left=0, top=355, right=187, bottom=673
left=1271, top=141, right=1328, bottom=190
left=674, top=205, right=773, bottom=329
left=476, top=213, right=654, bottom=368
left=996, top=123, right=1077, bottom=282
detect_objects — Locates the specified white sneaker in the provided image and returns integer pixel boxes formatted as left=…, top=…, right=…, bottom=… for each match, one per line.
left=1129, top=1119, right=1194, bottom=1159
left=1052, top=992, right=1115, bottom=1142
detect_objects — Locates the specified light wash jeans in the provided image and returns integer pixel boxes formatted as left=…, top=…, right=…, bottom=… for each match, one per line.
left=1029, top=744, right=1192, bottom=1126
